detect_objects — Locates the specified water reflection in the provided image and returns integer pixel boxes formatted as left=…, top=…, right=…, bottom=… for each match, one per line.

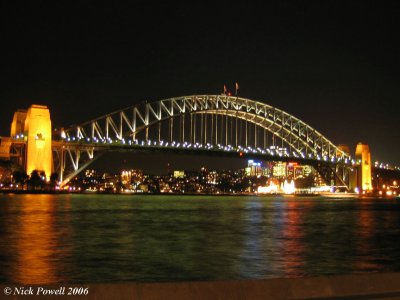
left=2, top=194, right=72, bottom=284
left=356, top=200, right=380, bottom=271
left=281, top=200, right=306, bottom=276
left=239, top=198, right=268, bottom=278
left=11, top=195, right=56, bottom=283
left=1, top=195, right=400, bottom=283
left=354, top=199, right=398, bottom=273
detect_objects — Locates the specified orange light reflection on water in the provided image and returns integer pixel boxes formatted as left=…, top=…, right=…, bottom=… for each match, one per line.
left=11, top=194, right=62, bottom=284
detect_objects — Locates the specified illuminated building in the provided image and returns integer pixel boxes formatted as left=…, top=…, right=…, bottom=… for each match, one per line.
left=119, top=169, right=144, bottom=191
left=100, top=173, right=120, bottom=192
left=244, top=167, right=251, bottom=176
left=288, top=163, right=312, bottom=179
left=173, top=170, right=185, bottom=178
left=245, top=160, right=262, bottom=176
left=262, top=162, right=273, bottom=177
left=83, top=169, right=97, bottom=184
left=287, top=162, right=297, bottom=179
left=355, top=143, right=372, bottom=191
left=85, top=169, right=96, bottom=178
left=207, top=171, right=218, bottom=185
left=302, top=165, right=312, bottom=177
left=120, top=170, right=132, bottom=188
left=272, top=162, right=287, bottom=178
left=82, top=169, right=98, bottom=190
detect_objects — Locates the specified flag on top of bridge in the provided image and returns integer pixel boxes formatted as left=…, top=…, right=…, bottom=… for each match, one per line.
left=223, top=84, right=227, bottom=95
left=235, top=82, right=239, bottom=96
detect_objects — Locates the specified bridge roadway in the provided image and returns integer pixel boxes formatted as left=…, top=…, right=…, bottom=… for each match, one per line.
left=52, top=139, right=351, bottom=166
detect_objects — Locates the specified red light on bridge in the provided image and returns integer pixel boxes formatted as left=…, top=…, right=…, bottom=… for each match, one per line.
left=239, top=152, right=243, bottom=157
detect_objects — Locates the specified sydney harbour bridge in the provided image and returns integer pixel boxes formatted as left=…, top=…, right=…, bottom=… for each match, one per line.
left=1, top=94, right=388, bottom=192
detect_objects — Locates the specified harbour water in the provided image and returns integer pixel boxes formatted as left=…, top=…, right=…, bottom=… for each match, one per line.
left=1, top=193, right=400, bottom=284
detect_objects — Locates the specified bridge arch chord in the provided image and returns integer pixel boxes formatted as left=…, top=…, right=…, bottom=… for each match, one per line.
left=62, top=95, right=350, bottom=161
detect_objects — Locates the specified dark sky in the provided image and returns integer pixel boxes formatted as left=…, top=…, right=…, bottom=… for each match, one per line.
left=1, top=1, right=399, bottom=172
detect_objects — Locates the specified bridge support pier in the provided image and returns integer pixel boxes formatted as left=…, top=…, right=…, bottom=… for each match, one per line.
left=10, top=105, right=52, bottom=180
left=352, top=143, right=372, bottom=192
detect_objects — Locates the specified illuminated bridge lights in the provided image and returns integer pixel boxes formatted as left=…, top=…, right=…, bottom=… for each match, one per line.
left=61, top=136, right=353, bottom=164
left=67, top=137, right=322, bottom=159
left=60, top=136, right=353, bottom=165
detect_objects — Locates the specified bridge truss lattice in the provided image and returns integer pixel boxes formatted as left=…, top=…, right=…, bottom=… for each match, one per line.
left=54, top=95, right=351, bottom=185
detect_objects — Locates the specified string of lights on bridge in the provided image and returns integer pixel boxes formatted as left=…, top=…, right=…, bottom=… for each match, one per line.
left=65, top=136, right=348, bottom=162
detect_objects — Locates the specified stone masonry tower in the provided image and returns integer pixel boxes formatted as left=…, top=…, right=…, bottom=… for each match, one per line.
left=355, top=143, right=372, bottom=191
left=11, top=105, right=52, bottom=180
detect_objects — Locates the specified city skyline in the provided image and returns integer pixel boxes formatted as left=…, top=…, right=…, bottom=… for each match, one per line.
left=1, top=1, right=399, bottom=167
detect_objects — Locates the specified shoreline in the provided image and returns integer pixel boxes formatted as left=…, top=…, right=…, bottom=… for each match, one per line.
left=0, top=189, right=395, bottom=199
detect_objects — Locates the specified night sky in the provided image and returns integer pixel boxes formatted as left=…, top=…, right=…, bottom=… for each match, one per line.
left=1, top=1, right=399, bottom=173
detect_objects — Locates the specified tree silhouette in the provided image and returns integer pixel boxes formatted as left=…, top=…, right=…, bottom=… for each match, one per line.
left=50, top=172, right=59, bottom=190
left=12, top=170, right=28, bottom=190
left=29, top=170, right=45, bottom=190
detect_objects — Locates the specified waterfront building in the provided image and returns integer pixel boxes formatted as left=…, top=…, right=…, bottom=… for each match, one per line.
left=245, top=160, right=263, bottom=177
left=272, top=162, right=287, bottom=178
left=173, top=170, right=185, bottom=178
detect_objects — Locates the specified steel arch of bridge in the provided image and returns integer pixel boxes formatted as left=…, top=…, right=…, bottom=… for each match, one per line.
left=57, top=95, right=351, bottom=184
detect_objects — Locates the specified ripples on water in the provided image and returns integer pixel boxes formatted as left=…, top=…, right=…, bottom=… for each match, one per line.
left=1, top=194, right=400, bottom=284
